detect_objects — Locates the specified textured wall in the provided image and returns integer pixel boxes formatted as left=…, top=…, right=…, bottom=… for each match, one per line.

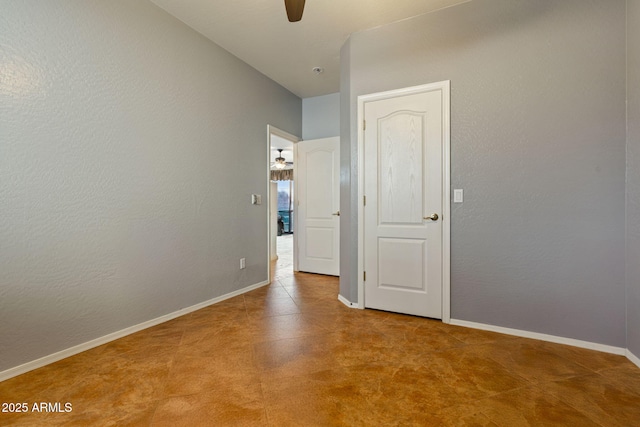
left=339, top=40, right=359, bottom=302
left=627, top=0, right=640, bottom=357
left=302, top=93, right=340, bottom=140
left=341, top=0, right=627, bottom=346
left=0, top=0, right=301, bottom=372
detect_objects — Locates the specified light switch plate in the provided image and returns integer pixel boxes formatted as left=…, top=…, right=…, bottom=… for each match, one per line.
left=453, top=189, right=463, bottom=203
left=251, top=194, right=262, bottom=205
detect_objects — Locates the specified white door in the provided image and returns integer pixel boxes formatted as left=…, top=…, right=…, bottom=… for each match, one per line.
left=297, top=137, right=340, bottom=276
left=363, top=87, right=445, bottom=318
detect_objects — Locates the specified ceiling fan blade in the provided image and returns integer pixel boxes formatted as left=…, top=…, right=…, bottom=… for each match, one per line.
left=284, top=0, right=305, bottom=22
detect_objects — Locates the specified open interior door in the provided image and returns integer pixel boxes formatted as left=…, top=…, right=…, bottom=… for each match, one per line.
left=296, top=137, right=340, bottom=276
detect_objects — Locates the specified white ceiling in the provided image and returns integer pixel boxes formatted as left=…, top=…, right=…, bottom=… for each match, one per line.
left=150, top=0, right=470, bottom=98
left=270, top=135, right=294, bottom=163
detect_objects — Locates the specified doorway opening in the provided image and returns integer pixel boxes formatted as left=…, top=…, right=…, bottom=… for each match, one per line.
left=277, top=180, right=294, bottom=236
left=267, top=126, right=300, bottom=281
left=273, top=175, right=294, bottom=274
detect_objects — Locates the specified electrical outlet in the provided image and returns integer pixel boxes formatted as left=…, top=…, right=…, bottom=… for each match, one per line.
left=240, top=258, right=246, bottom=269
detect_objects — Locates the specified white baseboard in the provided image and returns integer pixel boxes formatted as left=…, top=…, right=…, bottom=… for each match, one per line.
left=338, top=294, right=359, bottom=309
left=449, top=319, right=627, bottom=356
left=0, top=280, right=269, bottom=383
left=627, top=349, right=640, bottom=369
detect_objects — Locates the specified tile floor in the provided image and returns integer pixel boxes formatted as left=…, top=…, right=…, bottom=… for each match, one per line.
left=1, top=234, right=640, bottom=426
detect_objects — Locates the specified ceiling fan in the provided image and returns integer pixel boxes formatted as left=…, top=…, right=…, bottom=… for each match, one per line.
left=284, top=0, right=305, bottom=22
left=272, top=149, right=292, bottom=169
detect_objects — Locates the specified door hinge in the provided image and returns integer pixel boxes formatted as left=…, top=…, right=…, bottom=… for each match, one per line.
left=363, top=271, right=366, bottom=281
left=363, top=120, right=366, bottom=131
left=363, top=195, right=366, bottom=206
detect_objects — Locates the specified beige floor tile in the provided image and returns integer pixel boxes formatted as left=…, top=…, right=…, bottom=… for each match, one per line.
left=162, top=350, right=258, bottom=398
left=151, top=387, right=266, bottom=427
left=472, top=337, right=594, bottom=384
left=544, top=373, right=640, bottom=427
left=478, top=385, right=602, bottom=426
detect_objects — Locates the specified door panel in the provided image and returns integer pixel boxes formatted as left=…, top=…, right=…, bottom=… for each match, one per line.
left=306, top=150, right=333, bottom=217
left=379, top=112, right=424, bottom=225
left=297, top=137, right=340, bottom=276
left=378, top=238, right=425, bottom=291
left=364, top=90, right=443, bottom=318
left=306, top=227, right=333, bottom=259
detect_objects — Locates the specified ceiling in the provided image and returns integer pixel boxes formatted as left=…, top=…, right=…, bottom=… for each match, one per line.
left=150, top=0, right=470, bottom=98
left=270, top=135, right=294, bottom=163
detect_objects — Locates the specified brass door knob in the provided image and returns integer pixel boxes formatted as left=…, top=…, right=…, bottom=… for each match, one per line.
left=424, top=213, right=439, bottom=221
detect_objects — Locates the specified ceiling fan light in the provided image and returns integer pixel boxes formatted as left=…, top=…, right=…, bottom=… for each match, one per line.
left=274, top=148, right=287, bottom=169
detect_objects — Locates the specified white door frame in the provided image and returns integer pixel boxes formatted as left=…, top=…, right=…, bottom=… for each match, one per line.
left=267, top=125, right=300, bottom=281
left=356, top=81, right=451, bottom=323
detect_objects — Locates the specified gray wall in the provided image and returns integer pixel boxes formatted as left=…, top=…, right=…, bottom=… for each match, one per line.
left=341, top=0, right=627, bottom=346
left=302, top=93, right=340, bottom=140
left=627, top=0, right=640, bottom=357
left=339, top=40, right=359, bottom=302
left=0, top=0, right=301, bottom=372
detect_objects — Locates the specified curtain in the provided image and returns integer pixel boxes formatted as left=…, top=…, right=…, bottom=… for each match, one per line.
left=271, top=169, right=293, bottom=181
